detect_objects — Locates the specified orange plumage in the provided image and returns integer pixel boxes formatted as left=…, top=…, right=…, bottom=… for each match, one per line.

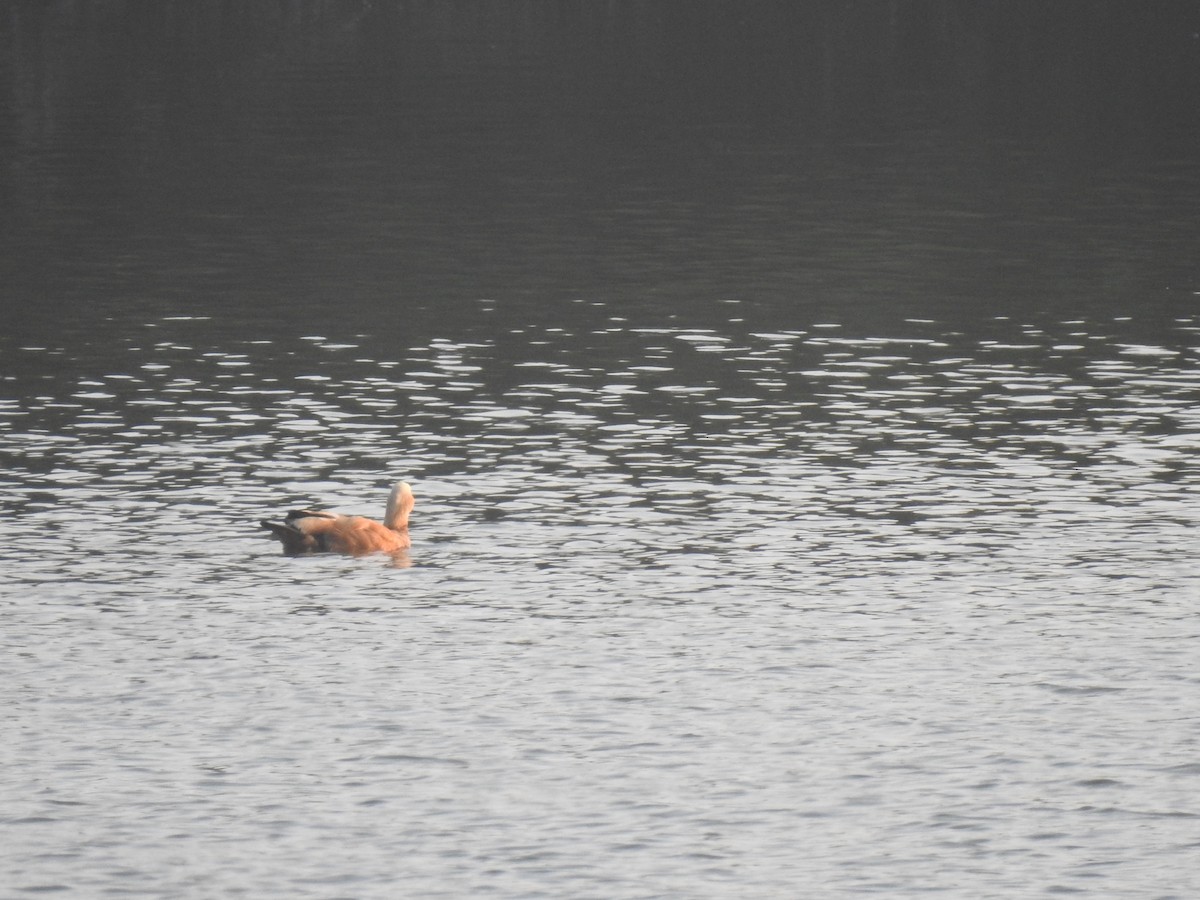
left=261, top=481, right=414, bottom=556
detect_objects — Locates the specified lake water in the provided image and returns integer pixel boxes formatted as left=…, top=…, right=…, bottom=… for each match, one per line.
left=3, top=5, right=1200, bottom=898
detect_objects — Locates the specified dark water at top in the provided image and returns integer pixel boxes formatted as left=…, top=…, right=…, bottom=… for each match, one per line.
left=2, top=4, right=1199, bottom=898
left=4, top=1, right=1197, bottom=343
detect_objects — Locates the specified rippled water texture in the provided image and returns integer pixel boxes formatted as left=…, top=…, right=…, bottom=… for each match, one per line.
left=4, top=4, right=1200, bottom=897
left=5, top=306, right=1200, bottom=898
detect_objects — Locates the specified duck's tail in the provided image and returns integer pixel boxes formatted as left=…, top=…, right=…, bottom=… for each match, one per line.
left=260, top=519, right=315, bottom=554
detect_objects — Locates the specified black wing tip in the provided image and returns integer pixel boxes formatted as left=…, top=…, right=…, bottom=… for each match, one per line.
left=261, top=519, right=319, bottom=555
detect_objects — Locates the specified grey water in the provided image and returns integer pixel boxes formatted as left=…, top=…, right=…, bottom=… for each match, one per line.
left=3, top=4, right=1200, bottom=898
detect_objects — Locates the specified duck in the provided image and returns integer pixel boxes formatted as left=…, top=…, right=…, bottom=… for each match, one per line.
left=261, top=481, right=414, bottom=556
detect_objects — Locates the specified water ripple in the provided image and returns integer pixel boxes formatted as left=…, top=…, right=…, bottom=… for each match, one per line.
left=4, top=309, right=1200, bottom=900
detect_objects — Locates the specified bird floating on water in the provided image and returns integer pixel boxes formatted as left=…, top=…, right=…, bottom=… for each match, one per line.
left=261, top=481, right=414, bottom=556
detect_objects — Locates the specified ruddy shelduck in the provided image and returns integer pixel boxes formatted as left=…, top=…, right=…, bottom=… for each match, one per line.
left=261, top=481, right=414, bottom=556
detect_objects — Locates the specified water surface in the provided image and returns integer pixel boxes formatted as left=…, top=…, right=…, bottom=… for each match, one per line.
left=3, top=5, right=1200, bottom=898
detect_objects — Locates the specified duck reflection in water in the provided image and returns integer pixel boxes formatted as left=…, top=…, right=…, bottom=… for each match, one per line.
left=261, top=481, right=414, bottom=561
